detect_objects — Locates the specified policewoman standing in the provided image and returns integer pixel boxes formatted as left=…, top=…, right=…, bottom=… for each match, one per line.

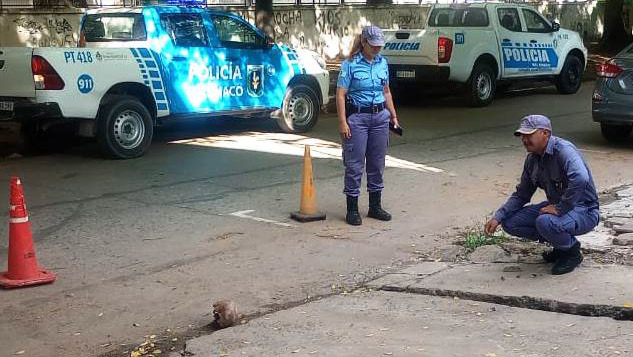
left=336, top=25, right=400, bottom=226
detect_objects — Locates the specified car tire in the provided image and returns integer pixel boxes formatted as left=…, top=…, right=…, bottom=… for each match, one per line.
left=467, top=64, right=496, bottom=107
left=277, top=84, right=319, bottom=133
left=555, top=55, right=583, bottom=94
left=600, top=123, right=633, bottom=142
left=97, top=96, right=153, bottom=159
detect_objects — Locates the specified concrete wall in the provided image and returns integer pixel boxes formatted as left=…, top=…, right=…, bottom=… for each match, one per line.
left=0, top=2, right=620, bottom=59
left=0, top=8, right=82, bottom=47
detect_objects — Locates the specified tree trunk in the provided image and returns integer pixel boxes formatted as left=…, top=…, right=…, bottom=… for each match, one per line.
left=601, top=0, right=632, bottom=51
left=255, top=0, right=274, bottom=38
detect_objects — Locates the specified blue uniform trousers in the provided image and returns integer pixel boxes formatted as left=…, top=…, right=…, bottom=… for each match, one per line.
left=501, top=201, right=599, bottom=249
left=342, top=109, right=390, bottom=197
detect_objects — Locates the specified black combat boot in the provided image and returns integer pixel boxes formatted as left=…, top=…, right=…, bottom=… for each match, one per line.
left=346, top=195, right=362, bottom=226
left=551, top=242, right=583, bottom=275
left=367, top=191, right=391, bottom=221
left=542, top=248, right=562, bottom=263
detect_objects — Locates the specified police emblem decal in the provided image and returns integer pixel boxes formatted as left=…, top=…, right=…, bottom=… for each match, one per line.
left=247, top=65, right=264, bottom=97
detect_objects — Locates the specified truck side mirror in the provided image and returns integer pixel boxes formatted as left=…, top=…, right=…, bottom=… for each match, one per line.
left=551, top=22, right=560, bottom=32
left=265, top=34, right=275, bottom=48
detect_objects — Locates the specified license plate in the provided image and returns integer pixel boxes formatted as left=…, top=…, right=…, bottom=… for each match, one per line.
left=396, top=70, right=416, bottom=78
left=0, top=101, right=14, bottom=111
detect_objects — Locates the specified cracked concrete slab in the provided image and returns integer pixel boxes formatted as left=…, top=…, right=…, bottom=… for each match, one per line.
left=177, top=290, right=633, bottom=357
left=370, top=262, right=633, bottom=311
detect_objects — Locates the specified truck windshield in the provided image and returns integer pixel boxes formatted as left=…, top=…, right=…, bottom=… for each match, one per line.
left=83, top=14, right=147, bottom=42
left=428, top=8, right=489, bottom=27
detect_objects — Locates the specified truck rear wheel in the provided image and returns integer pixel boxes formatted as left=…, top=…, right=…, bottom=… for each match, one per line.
left=277, top=84, right=319, bottom=133
left=97, top=97, right=153, bottom=159
left=555, top=55, right=583, bottom=94
left=600, top=123, right=633, bottom=142
left=467, top=64, right=496, bottom=107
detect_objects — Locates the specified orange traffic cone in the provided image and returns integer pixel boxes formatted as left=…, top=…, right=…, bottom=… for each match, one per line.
left=0, top=177, right=56, bottom=288
left=291, top=145, right=326, bottom=222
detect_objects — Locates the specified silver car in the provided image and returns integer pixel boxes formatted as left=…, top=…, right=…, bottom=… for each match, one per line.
left=592, top=43, right=633, bottom=142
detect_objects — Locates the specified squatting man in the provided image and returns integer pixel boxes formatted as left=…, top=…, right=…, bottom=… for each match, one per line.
left=484, top=115, right=600, bottom=275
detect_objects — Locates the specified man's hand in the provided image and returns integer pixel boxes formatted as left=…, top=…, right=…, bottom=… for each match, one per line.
left=539, top=204, right=560, bottom=216
left=484, top=218, right=500, bottom=235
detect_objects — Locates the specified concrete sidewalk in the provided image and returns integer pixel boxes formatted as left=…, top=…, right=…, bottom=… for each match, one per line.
left=171, top=262, right=633, bottom=357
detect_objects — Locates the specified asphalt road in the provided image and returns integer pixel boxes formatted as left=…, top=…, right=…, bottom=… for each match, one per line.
left=1, top=82, right=633, bottom=357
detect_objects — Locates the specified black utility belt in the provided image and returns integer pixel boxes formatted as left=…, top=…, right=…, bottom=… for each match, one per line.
left=347, top=102, right=386, bottom=114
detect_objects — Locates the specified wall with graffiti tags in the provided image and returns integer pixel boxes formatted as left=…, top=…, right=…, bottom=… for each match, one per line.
left=0, top=9, right=82, bottom=47
left=224, top=3, right=613, bottom=60
left=228, top=6, right=429, bottom=60
left=0, top=2, right=617, bottom=58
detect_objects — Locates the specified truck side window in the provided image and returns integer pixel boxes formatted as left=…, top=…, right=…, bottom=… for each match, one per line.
left=429, top=8, right=488, bottom=27
left=160, top=14, right=209, bottom=48
left=461, top=9, right=489, bottom=27
left=83, top=14, right=147, bottom=42
left=429, top=9, right=456, bottom=27
left=522, top=9, right=552, bottom=33
left=211, top=16, right=265, bottom=49
left=497, top=8, right=522, bottom=32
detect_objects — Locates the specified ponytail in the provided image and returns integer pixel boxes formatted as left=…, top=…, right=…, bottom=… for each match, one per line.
left=348, top=34, right=363, bottom=59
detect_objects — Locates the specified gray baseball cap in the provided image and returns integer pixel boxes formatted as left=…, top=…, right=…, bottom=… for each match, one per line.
left=362, top=25, right=385, bottom=47
left=514, top=114, right=552, bottom=136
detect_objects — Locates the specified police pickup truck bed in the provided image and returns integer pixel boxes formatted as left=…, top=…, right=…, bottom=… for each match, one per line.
left=0, top=6, right=329, bottom=159
left=382, top=3, right=587, bottom=106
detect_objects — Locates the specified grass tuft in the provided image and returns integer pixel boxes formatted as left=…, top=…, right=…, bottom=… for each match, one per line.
left=461, top=226, right=509, bottom=252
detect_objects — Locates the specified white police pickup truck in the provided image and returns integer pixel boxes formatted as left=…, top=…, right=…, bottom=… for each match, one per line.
left=382, top=3, right=587, bottom=106
left=0, top=6, right=329, bottom=159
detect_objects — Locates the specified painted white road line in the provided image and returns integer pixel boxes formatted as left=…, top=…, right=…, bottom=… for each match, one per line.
left=229, top=210, right=297, bottom=228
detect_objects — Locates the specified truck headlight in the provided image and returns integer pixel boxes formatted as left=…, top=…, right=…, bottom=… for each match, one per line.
left=312, top=53, right=327, bottom=70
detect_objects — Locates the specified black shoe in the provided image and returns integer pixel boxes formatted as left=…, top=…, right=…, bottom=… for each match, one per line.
left=367, top=191, right=391, bottom=221
left=542, top=248, right=562, bottom=263
left=346, top=195, right=362, bottom=226
left=551, top=242, right=583, bottom=275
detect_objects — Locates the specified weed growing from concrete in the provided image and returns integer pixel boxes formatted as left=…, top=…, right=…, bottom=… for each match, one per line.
left=461, top=226, right=509, bottom=252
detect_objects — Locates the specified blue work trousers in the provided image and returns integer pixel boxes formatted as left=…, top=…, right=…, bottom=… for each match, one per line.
left=501, top=201, right=599, bottom=249
left=342, top=109, right=390, bottom=197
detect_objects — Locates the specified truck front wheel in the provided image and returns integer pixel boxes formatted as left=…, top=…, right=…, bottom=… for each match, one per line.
left=467, top=64, right=496, bottom=107
left=555, top=55, right=583, bottom=94
left=97, top=97, right=153, bottom=159
left=278, top=84, right=319, bottom=133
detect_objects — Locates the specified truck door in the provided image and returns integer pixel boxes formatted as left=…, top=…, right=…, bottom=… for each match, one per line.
left=209, top=14, right=286, bottom=109
left=496, top=7, right=531, bottom=78
left=158, top=12, right=238, bottom=114
left=519, top=8, right=560, bottom=75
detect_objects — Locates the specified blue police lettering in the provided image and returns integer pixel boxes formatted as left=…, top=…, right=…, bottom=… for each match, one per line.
left=385, top=42, right=421, bottom=51
left=503, top=47, right=550, bottom=64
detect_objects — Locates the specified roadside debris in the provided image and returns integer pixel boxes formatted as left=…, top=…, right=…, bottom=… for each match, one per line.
left=212, top=300, right=240, bottom=328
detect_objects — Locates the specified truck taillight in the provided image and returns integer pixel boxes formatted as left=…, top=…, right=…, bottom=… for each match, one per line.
left=78, top=32, right=86, bottom=48
left=596, top=61, right=622, bottom=78
left=438, top=37, right=453, bottom=64
left=32, top=55, right=65, bottom=90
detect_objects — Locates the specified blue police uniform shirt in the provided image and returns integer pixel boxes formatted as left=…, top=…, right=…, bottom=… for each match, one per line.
left=337, top=53, right=389, bottom=106
left=494, top=136, right=599, bottom=222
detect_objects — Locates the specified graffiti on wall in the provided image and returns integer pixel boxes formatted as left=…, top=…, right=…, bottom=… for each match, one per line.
left=272, top=10, right=306, bottom=47
left=12, top=15, right=76, bottom=47
left=387, top=8, right=425, bottom=29
left=315, top=9, right=351, bottom=38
